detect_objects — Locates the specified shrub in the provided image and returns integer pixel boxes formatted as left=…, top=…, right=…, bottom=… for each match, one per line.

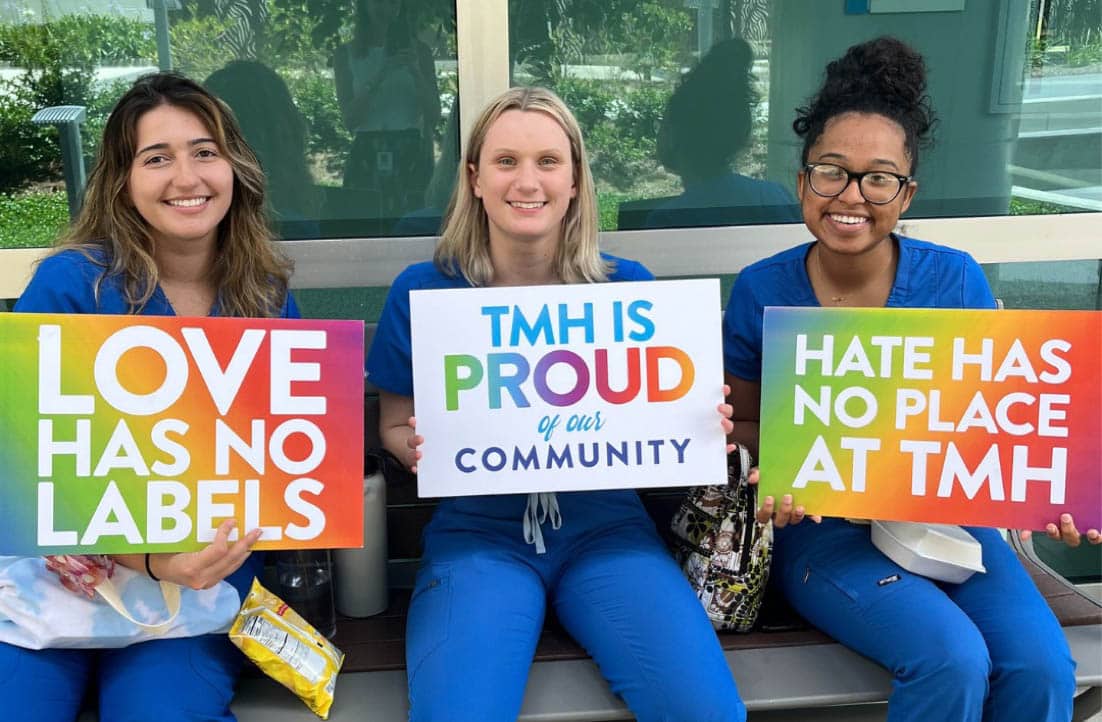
left=0, top=80, right=58, bottom=191
left=285, top=70, right=350, bottom=181
left=0, top=14, right=154, bottom=71
left=170, top=15, right=237, bottom=82
left=556, top=76, right=672, bottom=192
left=0, top=190, right=69, bottom=249
left=0, top=13, right=156, bottom=192
left=1009, top=197, right=1076, bottom=215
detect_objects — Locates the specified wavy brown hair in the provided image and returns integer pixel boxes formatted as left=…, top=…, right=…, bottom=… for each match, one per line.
left=54, top=72, right=292, bottom=317
left=434, top=86, right=610, bottom=286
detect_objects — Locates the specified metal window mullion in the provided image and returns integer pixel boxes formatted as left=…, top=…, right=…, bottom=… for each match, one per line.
left=455, top=0, right=510, bottom=158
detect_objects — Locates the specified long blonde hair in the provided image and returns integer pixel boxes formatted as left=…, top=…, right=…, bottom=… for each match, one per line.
left=55, top=72, right=293, bottom=317
left=434, top=87, right=610, bottom=286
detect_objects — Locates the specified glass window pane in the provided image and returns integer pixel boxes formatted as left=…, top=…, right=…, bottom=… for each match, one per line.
left=984, top=260, right=1102, bottom=311
left=0, top=0, right=458, bottom=248
left=504, top=0, right=1101, bottom=231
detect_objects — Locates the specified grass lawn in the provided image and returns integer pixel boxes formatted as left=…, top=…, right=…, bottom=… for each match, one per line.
left=0, top=190, right=68, bottom=249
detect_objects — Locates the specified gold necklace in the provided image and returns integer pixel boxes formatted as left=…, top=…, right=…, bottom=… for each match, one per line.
left=813, top=244, right=847, bottom=304
left=813, top=242, right=896, bottom=306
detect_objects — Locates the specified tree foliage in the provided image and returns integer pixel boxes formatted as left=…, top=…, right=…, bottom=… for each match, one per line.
left=1041, top=0, right=1102, bottom=44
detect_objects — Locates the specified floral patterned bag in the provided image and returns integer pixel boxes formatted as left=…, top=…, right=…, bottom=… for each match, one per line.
left=669, top=445, right=773, bottom=632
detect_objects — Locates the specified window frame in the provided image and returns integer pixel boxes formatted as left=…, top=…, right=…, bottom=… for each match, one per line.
left=1, top=1, right=1099, bottom=297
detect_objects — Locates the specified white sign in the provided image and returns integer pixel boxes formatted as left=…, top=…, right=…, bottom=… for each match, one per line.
left=410, top=279, right=727, bottom=496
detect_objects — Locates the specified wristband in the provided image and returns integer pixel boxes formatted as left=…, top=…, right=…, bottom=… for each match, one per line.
left=145, top=552, right=161, bottom=582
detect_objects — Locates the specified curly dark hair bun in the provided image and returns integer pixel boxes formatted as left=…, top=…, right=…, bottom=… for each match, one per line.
left=794, top=37, right=936, bottom=174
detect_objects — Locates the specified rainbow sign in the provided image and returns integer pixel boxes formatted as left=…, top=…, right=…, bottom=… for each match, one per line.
left=759, top=307, right=1101, bottom=531
left=410, top=280, right=729, bottom=496
left=0, top=314, right=365, bottom=554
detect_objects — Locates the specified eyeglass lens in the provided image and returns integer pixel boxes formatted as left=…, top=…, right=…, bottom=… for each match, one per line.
left=807, top=164, right=902, bottom=204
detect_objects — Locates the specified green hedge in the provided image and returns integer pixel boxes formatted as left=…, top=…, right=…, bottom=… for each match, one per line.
left=0, top=191, right=68, bottom=249
left=0, top=14, right=156, bottom=193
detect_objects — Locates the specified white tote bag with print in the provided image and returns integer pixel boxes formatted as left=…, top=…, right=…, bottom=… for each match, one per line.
left=0, top=555, right=241, bottom=650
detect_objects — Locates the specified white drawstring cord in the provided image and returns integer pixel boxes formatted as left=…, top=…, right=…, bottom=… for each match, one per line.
left=522, top=492, right=562, bottom=554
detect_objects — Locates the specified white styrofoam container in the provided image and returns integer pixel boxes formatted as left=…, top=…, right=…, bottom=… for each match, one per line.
left=871, top=521, right=987, bottom=584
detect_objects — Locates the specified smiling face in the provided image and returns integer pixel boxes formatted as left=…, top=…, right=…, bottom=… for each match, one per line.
left=470, top=109, right=577, bottom=255
left=797, top=112, right=916, bottom=257
left=128, top=103, right=234, bottom=253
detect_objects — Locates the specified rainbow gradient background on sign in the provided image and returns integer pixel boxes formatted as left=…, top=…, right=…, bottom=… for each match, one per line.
left=759, top=307, right=1101, bottom=531
left=0, top=314, right=364, bottom=554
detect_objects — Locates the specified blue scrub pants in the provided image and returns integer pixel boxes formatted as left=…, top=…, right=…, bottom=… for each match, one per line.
left=0, top=555, right=262, bottom=722
left=405, top=490, right=745, bottom=722
left=0, top=634, right=243, bottom=722
left=773, top=520, right=1076, bottom=722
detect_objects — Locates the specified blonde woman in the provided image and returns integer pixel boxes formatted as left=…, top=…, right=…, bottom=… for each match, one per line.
left=367, top=87, right=745, bottom=722
left=12, top=72, right=297, bottom=721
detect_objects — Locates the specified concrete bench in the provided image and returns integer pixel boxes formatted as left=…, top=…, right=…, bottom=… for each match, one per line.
left=229, top=559, right=1100, bottom=721
left=227, top=323, right=1102, bottom=720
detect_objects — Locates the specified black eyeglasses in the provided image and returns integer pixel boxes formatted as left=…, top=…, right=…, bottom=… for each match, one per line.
left=803, top=163, right=912, bottom=205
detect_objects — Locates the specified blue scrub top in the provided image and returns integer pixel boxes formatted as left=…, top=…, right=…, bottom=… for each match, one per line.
left=723, top=234, right=997, bottom=383
left=15, top=248, right=300, bottom=319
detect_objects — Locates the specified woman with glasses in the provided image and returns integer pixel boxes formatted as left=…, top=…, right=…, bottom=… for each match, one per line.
left=722, top=37, right=1093, bottom=722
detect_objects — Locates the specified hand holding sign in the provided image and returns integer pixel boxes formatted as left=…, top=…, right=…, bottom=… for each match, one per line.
left=119, top=518, right=263, bottom=590
left=750, top=468, right=821, bottom=528
left=1021, top=514, right=1102, bottom=548
left=400, top=415, right=424, bottom=475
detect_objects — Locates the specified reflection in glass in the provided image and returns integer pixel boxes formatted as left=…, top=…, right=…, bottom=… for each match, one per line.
left=641, top=37, right=799, bottom=229
left=205, top=60, right=321, bottom=233
left=0, top=0, right=1097, bottom=251
left=1014, top=1, right=1102, bottom=214
left=0, top=0, right=458, bottom=246
left=333, top=0, right=440, bottom=219
left=508, top=1, right=797, bottom=231
left=503, top=0, right=1099, bottom=231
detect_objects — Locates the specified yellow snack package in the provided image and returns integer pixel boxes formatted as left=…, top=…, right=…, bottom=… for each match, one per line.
left=229, top=577, right=345, bottom=719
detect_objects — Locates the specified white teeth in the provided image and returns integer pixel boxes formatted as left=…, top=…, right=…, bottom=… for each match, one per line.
left=167, top=198, right=207, bottom=207
left=830, top=213, right=868, bottom=225
left=509, top=201, right=545, bottom=209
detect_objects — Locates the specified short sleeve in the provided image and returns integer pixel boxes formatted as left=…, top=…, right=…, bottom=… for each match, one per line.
left=722, top=271, right=764, bottom=382
left=13, top=251, right=101, bottom=314
left=961, top=255, right=997, bottom=310
left=608, top=256, right=655, bottom=282
left=625, top=260, right=655, bottom=281
left=365, top=269, right=416, bottom=396
left=280, top=291, right=302, bottom=319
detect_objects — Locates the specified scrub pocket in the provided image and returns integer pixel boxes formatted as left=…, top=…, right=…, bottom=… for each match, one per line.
left=799, top=558, right=922, bottom=615
left=405, top=563, right=452, bottom=683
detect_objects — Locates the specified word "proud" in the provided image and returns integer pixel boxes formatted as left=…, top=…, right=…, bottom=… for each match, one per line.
left=444, top=347, right=694, bottom=410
